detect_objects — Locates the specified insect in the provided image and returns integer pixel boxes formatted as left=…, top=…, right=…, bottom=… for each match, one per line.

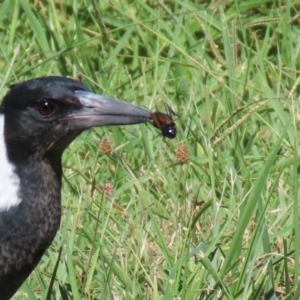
left=151, top=104, right=177, bottom=138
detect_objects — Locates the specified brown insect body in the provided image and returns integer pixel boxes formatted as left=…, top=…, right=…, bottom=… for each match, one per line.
left=151, top=104, right=177, bottom=139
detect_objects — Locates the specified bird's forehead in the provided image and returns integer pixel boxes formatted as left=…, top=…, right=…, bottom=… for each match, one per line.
left=1, top=76, right=90, bottom=111
left=11, top=76, right=89, bottom=96
left=13, top=76, right=88, bottom=89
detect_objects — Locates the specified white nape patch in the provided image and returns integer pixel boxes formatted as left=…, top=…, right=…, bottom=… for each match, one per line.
left=0, top=115, right=21, bottom=211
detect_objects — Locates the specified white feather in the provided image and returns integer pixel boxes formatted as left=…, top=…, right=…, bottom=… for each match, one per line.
left=0, top=114, right=21, bottom=211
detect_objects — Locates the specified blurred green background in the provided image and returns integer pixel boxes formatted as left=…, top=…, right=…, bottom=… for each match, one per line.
left=1, top=0, right=300, bottom=299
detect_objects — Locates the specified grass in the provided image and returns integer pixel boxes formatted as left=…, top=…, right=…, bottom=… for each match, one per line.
left=1, top=0, right=300, bottom=299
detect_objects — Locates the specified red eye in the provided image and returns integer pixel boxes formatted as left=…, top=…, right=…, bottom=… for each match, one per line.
left=36, top=100, right=56, bottom=116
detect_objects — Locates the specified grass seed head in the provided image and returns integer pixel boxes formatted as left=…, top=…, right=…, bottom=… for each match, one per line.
left=100, top=139, right=113, bottom=155
left=175, top=143, right=188, bottom=163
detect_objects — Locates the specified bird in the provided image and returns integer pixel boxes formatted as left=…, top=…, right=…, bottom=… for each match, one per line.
left=0, top=76, right=151, bottom=299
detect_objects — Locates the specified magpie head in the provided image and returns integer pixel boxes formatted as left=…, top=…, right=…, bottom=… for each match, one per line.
left=0, top=76, right=150, bottom=163
left=0, top=76, right=151, bottom=298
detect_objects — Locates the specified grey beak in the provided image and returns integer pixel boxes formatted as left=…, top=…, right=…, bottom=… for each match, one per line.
left=64, top=90, right=151, bottom=129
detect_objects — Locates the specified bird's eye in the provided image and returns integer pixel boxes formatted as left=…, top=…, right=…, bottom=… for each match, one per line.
left=36, top=100, right=56, bottom=116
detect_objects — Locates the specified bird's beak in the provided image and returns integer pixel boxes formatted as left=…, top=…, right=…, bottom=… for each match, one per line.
left=64, top=90, right=151, bottom=129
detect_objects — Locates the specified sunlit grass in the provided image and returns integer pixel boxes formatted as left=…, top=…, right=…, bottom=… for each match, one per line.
left=1, top=0, right=300, bottom=299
